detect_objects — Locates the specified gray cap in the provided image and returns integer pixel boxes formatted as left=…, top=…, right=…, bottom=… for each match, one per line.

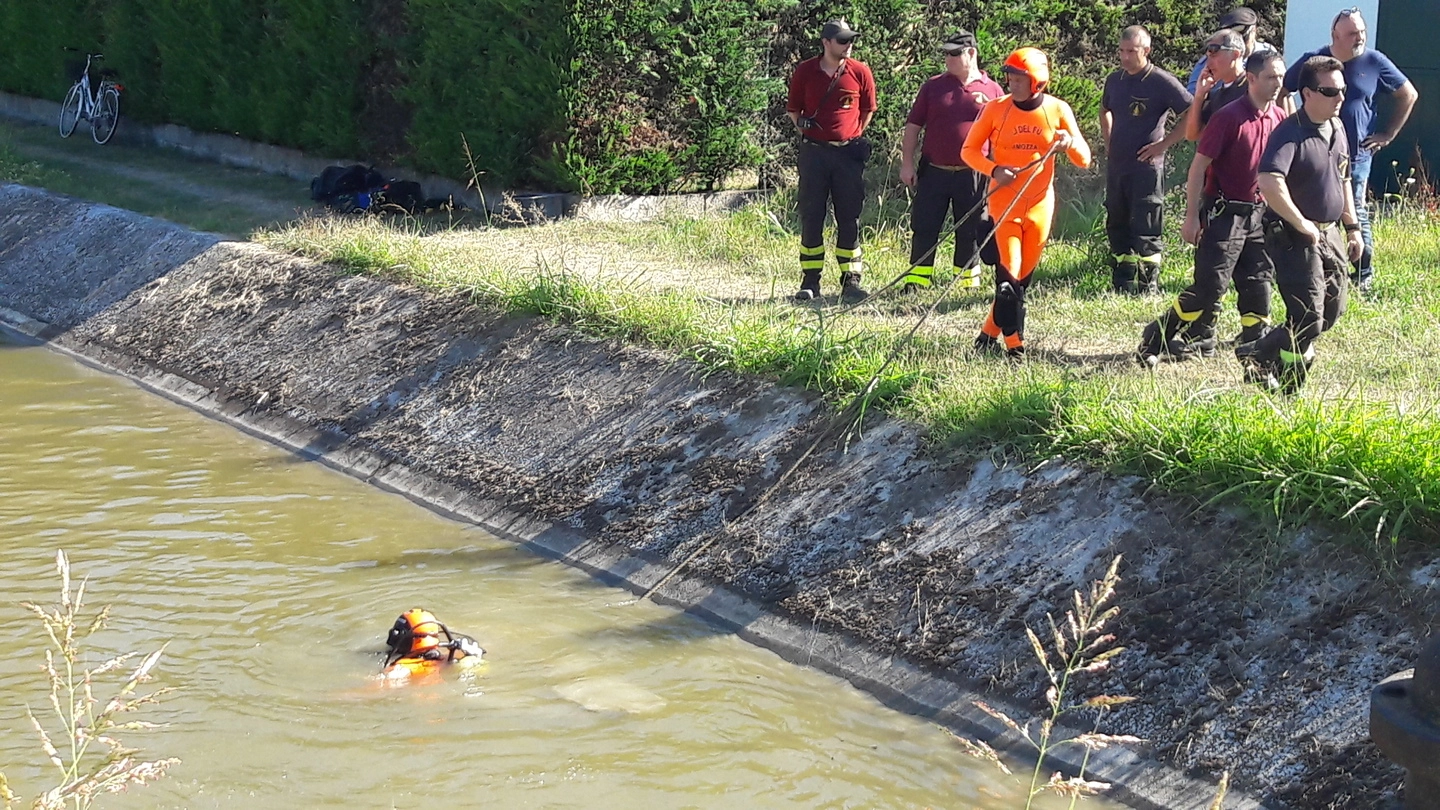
left=1207, top=29, right=1246, bottom=53
left=821, top=19, right=860, bottom=42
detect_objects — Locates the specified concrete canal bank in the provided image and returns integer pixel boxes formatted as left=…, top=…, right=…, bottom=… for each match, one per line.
left=0, top=183, right=1426, bottom=808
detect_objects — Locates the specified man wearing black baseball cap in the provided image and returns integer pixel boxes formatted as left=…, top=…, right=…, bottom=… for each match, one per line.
left=898, top=30, right=1003, bottom=293
left=786, top=18, right=878, bottom=302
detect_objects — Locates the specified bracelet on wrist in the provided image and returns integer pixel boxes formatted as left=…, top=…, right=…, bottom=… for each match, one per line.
left=1344, top=222, right=1360, bottom=233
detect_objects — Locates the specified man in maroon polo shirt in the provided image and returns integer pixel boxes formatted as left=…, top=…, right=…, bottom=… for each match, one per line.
left=1138, top=50, right=1286, bottom=366
left=897, top=29, right=1002, bottom=293
left=787, top=18, right=878, bottom=303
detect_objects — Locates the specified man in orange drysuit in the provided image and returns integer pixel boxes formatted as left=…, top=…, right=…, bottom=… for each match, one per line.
left=961, top=47, right=1091, bottom=358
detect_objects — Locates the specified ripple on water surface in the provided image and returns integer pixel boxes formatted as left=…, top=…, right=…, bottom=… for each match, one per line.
left=0, top=341, right=1094, bottom=809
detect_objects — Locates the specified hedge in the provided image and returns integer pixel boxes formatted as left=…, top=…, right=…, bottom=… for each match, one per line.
left=0, top=0, right=1286, bottom=194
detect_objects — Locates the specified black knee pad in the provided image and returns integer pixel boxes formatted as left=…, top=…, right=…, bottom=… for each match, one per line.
left=994, top=280, right=1025, bottom=333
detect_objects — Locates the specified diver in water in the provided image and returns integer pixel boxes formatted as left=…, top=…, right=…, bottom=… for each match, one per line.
left=380, top=608, right=484, bottom=682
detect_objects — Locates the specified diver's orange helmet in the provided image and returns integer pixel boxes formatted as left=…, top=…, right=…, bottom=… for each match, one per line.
left=387, top=608, right=445, bottom=657
left=1002, top=47, right=1050, bottom=94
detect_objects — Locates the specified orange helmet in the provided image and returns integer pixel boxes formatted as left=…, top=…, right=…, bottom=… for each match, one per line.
left=1002, top=47, right=1050, bottom=93
left=387, top=608, right=446, bottom=658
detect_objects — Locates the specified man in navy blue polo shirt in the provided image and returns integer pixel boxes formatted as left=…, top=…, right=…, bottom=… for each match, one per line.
left=1239, top=55, right=1364, bottom=393
left=1284, top=7, right=1419, bottom=291
left=1100, top=25, right=1191, bottom=294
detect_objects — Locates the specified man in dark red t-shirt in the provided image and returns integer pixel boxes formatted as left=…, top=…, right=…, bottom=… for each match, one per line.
left=786, top=18, right=877, bottom=302
left=1138, top=50, right=1286, bottom=366
left=897, top=29, right=1003, bottom=293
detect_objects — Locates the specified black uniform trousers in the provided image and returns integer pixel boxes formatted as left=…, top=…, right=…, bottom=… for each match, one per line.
left=798, top=140, right=866, bottom=277
left=1165, top=200, right=1273, bottom=343
left=1104, top=164, right=1164, bottom=263
left=1251, top=222, right=1348, bottom=364
left=907, top=163, right=992, bottom=284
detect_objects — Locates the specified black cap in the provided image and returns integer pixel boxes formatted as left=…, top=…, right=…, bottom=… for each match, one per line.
left=821, top=19, right=860, bottom=42
left=941, top=30, right=977, bottom=53
left=1219, top=7, right=1259, bottom=30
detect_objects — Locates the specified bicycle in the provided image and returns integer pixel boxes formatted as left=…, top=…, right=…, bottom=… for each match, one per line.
left=58, top=50, right=122, bottom=145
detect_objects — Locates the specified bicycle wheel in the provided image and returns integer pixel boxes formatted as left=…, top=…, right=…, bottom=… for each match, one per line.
left=59, top=83, right=83, bottom=138
left=91, top=86, right=120, bottom=144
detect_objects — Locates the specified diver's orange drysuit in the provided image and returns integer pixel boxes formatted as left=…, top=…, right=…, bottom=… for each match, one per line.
left=961, top=48, right=1091, bottom=354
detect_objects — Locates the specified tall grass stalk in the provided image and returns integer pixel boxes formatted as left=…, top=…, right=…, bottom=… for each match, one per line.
left=2, top=551, right=178, bottom=810
left=951, top=556, right=1139, bottom=808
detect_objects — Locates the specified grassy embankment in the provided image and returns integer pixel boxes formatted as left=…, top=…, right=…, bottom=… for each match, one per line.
left=255, top=188, right=1440, bottom=554
left=4, top=124, right=1439, bottom=553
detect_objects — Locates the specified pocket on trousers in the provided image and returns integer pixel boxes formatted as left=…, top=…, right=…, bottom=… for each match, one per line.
left=848, top=137, right=873, bottom=164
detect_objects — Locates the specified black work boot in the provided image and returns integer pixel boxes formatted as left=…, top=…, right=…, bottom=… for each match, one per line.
left=794, top=270, right=822, bottom=302
left=1136, top=318, right=1170, bottom=368
left=1111, top=261, right=1139, bottom=295
left=1235, top=322, right=1271, bottom=345
left=1137, top=261, right=1161, bottom=295
left=839, top=271, right=869, bottom=304
left=1276, top=346, right=1316, bottom=395
left=1167, top=335, right=1218, bottom=360
left=973, top=333, right=1001, bottom=355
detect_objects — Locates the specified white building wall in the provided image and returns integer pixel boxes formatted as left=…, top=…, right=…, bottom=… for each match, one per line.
left=1283, top=0, right=1381, bottom=64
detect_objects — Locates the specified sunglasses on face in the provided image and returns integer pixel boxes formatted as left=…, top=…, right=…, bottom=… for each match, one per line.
left=1310, top=84, right=1347, bottom=97
left=835, top=37, right=856, bottom=45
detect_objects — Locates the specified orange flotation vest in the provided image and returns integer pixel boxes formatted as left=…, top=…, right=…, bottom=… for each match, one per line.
left=380, top=608, right=483, bottom=683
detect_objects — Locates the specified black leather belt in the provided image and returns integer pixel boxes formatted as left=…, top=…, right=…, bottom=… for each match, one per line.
left=805, top=138, right=853, bottom=147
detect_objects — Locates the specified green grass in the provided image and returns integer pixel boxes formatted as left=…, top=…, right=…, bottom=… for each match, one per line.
left=5, top=115, right=1440, bottom=553
left=0, top=119, right=306, bottom=235
left=256, top=197, right=1440, bottom=554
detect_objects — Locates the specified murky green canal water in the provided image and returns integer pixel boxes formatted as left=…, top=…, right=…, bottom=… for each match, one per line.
left=0, top=340, right=1096, bottom=809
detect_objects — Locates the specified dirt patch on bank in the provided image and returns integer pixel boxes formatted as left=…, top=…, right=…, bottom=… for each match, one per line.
left=1, top=183, right=1433, bottom=808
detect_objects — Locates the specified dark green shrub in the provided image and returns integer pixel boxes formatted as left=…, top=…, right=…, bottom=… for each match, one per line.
left=0, top=0, right=1290, bottom=194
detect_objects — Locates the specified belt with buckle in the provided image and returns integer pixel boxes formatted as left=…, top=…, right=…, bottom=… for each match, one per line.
left=1212, top=198, right=1263, bottom=216
left=805, top=138, right=853, bottom=147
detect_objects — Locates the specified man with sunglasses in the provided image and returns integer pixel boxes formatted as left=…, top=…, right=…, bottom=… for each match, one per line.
left=1283, top=7, right=1418, bottom=292
left=1184, top=30, right=1249, bottom=141
left=898, top=30, right=1003, bottom=293
left=1138, top=50, right=1286, bottom=367
left=1237, top=56, right=1364, bottom=392
left=787, top=18, right=878, bottom=303
left=1100, top=25, right=1191, bottom=294
left=1185, top=7, right=1271, bottom=94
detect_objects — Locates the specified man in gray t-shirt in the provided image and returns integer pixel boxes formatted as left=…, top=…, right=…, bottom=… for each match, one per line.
left=1100, top=25, right=1191, bottom=294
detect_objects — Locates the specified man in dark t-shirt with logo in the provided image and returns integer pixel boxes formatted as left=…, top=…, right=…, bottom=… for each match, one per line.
left=899, top=30, right=1003, bottom=293
left=1238, top=55, right=1364, bottom=393
left=1100, top=25, right=1191, bottom=294
left=1138, top=51, right=1286, bottom=367
left=786, top=18, right=878, bottom=303
left=1283, top=7, right=1418, bottom=291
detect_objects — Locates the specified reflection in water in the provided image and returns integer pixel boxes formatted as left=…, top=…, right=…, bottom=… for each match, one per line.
left=0, top=341, right=1092, bottom=809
